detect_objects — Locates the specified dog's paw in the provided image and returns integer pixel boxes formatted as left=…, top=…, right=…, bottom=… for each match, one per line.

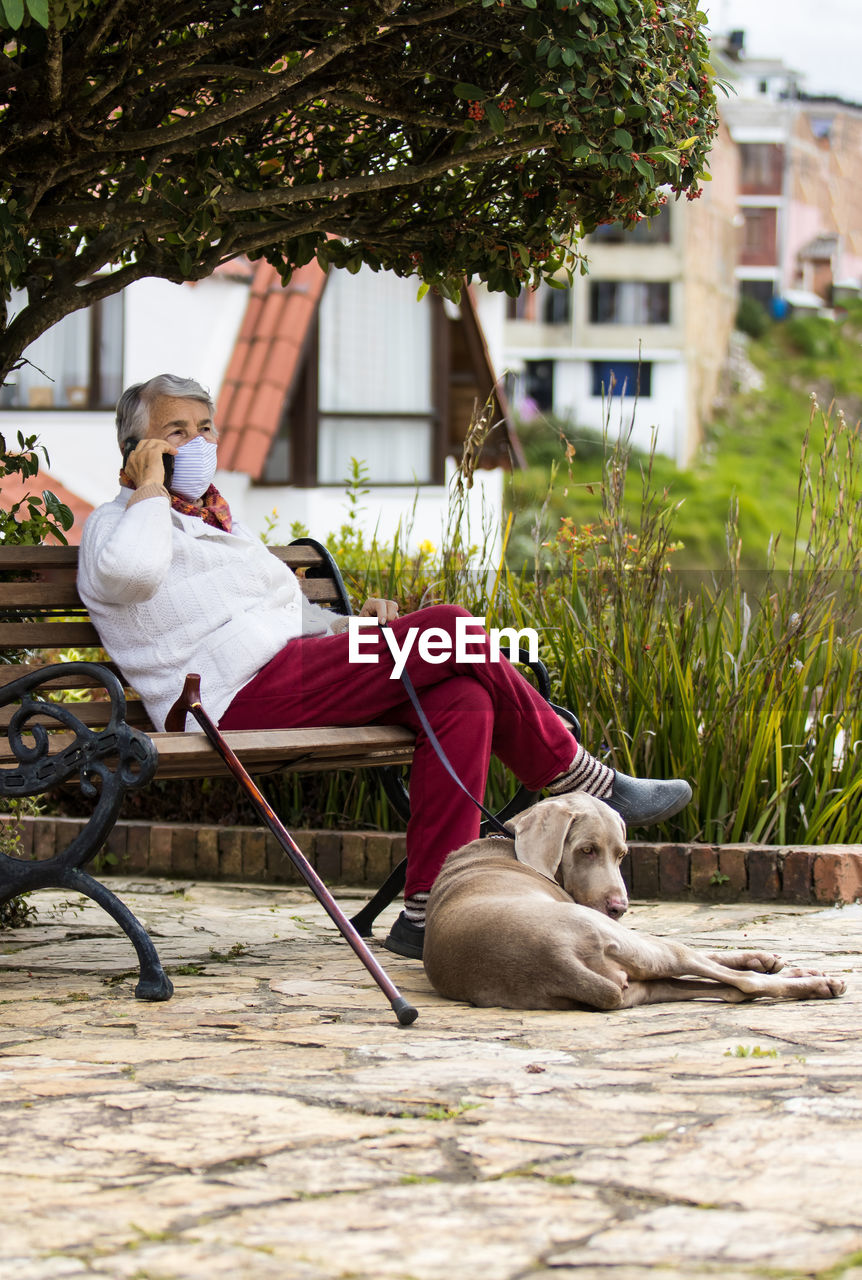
left=785, top=971, right=847, bottom=998
left=719, top=950, right=784, bottom=973
left=806, top=974, right=847, bottom=999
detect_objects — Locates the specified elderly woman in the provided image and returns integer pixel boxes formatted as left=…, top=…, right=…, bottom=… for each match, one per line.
left=78, top=374, right=691, bottom=958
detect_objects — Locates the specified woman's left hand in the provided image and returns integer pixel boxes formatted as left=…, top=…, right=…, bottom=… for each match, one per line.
left=359, top=597, right=400, bottom=624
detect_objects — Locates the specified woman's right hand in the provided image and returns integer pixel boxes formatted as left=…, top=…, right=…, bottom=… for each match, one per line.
left=124, top=439, right=177, bottom=489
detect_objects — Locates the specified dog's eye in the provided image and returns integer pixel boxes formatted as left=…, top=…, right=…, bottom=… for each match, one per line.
left=580, top=845, right=597, bottom=859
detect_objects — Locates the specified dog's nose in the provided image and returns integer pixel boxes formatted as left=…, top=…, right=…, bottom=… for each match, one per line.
left=606, top=897, right=628, bottom=920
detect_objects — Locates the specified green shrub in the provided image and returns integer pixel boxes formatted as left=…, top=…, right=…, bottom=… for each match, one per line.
left=784, top=314, right=841, bottom=360
left=515, top=414, right=608, bottom=471
left=736, top=295, right=770, bottom=339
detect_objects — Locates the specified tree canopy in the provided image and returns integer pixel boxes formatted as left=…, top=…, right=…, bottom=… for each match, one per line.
left=0, top=0, right=718, bottom=383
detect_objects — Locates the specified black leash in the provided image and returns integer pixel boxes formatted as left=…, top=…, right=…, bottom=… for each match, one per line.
left=386, top=627, right=514, bottom=838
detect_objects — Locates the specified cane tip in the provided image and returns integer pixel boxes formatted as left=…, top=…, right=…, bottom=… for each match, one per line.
left=393, top=997, right=419, bottom=1026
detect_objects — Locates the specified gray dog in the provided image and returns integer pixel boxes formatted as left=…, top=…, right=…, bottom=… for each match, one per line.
left=423, top=793, right=846, bottom=1010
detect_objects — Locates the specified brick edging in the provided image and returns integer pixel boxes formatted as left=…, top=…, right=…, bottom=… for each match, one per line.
left=3, top=816, right=862, bottom=905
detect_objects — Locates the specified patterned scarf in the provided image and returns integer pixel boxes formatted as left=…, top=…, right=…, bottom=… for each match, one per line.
left=120, top=472, right=233, bottom=532
left=169, top=484, right=233, bottom=532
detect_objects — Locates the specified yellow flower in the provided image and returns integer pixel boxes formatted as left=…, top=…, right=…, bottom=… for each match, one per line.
left=418, top=539, right=436, bottom=556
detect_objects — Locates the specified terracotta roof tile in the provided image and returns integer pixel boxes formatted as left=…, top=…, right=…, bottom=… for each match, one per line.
left=248, top=381, right=286, bottom=433
left=241, top=334, right=273, bottom=387
left=216, top=258, right=327, bottom=479
left=232, top=427, right=275, bottom=476
left=261, top=335, right=302, bottom=386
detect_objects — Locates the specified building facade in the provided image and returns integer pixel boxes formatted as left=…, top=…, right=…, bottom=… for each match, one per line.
left=716, top=34, right=862, bottom=308
left=496, top=120, right=740, bottom=466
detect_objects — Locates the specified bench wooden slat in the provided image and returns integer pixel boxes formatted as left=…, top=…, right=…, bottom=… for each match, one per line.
left=0, top=574, right=339, bottom=610
left=0, top=622, right=103, bottom=646
left=0, top=702, right=152, bottom=730
left=0, top=661, right=122, bottom=688
left=0, top=582, right=90, bottom=607
left=0, top=543, right=328, bottom=572
left=0, top=724, right=415, bottom=777
left=0, top=546, right=80, bottom=570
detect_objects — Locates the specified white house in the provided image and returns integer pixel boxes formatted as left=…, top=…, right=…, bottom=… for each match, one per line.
left=490, top=124, right=741, bottom=468
left=1, top=261, right=520, bottom=552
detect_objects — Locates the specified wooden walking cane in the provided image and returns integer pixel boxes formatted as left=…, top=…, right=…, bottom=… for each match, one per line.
left=165, top=674, right=418, bottom=1026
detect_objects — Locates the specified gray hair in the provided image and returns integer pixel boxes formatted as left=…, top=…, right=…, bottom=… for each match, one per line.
left=115, top=374, right=215, bottom=450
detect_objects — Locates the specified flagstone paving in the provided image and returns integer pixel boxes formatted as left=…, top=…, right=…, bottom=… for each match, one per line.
left=1, top=880, right=860, bottom=1280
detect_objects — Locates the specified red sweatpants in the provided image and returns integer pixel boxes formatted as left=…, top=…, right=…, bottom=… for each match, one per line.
left=219, top=605, right=576, bottom=896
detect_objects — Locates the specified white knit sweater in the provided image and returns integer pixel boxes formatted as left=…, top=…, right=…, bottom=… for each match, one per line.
left=77, top=490, right=341, bottom=731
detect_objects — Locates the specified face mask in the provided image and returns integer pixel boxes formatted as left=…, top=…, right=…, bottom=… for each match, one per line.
left=169, top=435, right=218, bottom=501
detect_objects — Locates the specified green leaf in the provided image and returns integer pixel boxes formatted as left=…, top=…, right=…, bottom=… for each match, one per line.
left=453, top=83, right=487, bottom=101
left=648, top=146, right=680, bottom=166
left=416, top=282, right=430, bottom=301
left=1, top=0, right=25, bottom=29
left=634, top=158, right=654, bottom=178
left=592, top=0, right=618, bottom=15
left=522, top=0, right=538, bottom=8
left=26, top=0, right=49, bottom=26
left=613, top=127, right=633, bottom=149
left=485, top=102, right=507, bottom=134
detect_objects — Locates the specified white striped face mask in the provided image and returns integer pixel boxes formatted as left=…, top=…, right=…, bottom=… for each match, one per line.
left=169, top=435, right=219, bottom=500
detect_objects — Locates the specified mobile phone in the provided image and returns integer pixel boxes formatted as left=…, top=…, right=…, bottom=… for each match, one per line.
left=123, top=439, right=174, bottom=488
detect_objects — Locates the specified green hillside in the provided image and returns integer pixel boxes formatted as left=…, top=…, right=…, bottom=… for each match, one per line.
left=506, top=302, right=862, bottom=571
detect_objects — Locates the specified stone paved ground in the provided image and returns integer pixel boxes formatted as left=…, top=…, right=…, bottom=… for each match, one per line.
left=1, top=879, right=861, bottom=1280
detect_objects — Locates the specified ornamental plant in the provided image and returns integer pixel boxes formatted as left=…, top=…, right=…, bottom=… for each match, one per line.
left=0, top=0, right=718, bottom=383
left=0, top=431, right=74, bottom=545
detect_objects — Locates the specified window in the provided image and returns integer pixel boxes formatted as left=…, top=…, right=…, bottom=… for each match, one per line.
left=506, top=283, right=570, bottom=325
left=740, top=208, right=778, bottom=266
left=0, top=290, right=124, bottom=410
left=739, top=144, right=784, bottom=195
left=740, top=279, right=775, bottom=308
left=262, top=267, right=441, bottom=486
left=541, top=286, right=571, bottom=327
left=591, top=206, right=671, bottom=245
left=589, top=281, right=671, bottom=325
left=522, top=360, right=554, bottom=412
left=590, top=360, right=652, bottom=398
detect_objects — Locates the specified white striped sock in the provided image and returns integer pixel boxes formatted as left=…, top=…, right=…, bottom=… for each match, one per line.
left=404, top=893, right=429, bottom=928
left=546, top=746, right=614, bottom=799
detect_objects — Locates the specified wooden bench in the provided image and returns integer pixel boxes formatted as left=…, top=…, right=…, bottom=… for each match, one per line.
left=1, top=538, right=567, bottom=999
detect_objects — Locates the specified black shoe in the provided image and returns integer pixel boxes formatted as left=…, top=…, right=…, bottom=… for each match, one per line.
left=605, top=772, right=692, bottom=827
left=383, top=911, right=425, bottom=960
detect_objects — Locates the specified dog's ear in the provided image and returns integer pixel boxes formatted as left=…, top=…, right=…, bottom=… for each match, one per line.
left=507, top=798, right=577, bottom=881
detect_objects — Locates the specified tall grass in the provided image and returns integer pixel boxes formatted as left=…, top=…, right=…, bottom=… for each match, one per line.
left=532, top=404, right=861, bottom=843
left=266, top=398, right=862, bottom=846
